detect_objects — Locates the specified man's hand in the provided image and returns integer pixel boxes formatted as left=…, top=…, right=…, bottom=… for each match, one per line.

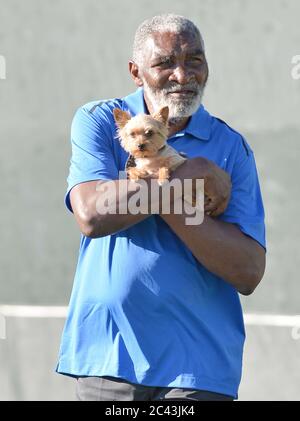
left=170, top=157, right=232, bottom=216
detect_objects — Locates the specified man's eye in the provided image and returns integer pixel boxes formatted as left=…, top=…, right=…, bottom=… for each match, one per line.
left=189, top=56, right=204, bottom=63
left=154, top=58, right=172, bottom=67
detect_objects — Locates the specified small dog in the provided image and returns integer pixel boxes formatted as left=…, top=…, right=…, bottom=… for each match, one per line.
left=113, top=106, right=186, bottom=185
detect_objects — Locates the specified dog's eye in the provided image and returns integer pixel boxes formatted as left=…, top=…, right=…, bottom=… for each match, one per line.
left=129, top=132, right=136, bottom=138
left=145, top=130, right=153, bottom=138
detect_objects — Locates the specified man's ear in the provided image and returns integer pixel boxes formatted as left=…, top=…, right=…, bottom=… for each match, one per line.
left=129, top=61, right=143, bottom=87
left=152, top=106, right=169, bottom=125
left=113, top=108, right=131, bottom=128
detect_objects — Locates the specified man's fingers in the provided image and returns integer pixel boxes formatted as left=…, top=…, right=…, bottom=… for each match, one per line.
left=204, top=198, right=228, bottom=217
left=209, top=206, right=224, bottom=217
left=204, top=197, right=218, bottom=211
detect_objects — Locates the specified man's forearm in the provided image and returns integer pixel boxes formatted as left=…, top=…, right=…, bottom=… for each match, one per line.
left=74, top=179, right=151, bottom=238
left=72, top=178, right=181, bottom=238
left=72, top=156, right=231, bottom=239
left=160, top=199, right=266, bottom=295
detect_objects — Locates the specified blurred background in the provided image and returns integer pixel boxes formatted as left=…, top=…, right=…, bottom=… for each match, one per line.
left=0, top=0, right=299, bottom=400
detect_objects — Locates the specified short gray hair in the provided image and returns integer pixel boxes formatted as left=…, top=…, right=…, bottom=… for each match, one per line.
left=132, top=14, right=205, bottom=65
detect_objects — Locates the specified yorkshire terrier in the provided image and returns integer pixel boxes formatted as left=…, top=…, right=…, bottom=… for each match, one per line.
left=113, top=106, right=187, bottom=186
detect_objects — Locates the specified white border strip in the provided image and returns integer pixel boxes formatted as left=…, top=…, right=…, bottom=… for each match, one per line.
left=0, top=305, right=68, bottom=318
left=244, top=313, right=300, bottom=327
left=0, top=306, right=300, bottom=327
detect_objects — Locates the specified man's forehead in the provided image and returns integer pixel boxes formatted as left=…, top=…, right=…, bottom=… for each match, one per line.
left=145, top=31, right=204, bottom=57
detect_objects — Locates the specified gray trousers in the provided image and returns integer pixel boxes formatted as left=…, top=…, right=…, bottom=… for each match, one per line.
left=76, top=376, right=234, bottom=401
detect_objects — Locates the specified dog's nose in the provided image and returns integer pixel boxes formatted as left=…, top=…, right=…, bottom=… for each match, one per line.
left=138, top=144, right=145, bottom=151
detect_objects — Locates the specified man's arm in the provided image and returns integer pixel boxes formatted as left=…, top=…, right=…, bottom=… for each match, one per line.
left=70, top=179, right=152, bottom=238
left=160, top=200, right=266, bottom=296
left=160, top=155, right=266, bottom=295
left=69, top=157, right=230, bottom=238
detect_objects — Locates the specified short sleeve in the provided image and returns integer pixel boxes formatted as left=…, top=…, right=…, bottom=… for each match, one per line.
left=219, top=139, right=266, bottom=250
left=65, top=106, right=119, bottom=212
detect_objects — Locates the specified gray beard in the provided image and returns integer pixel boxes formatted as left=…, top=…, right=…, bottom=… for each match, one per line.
left=143, top=80, right=206, bottom=121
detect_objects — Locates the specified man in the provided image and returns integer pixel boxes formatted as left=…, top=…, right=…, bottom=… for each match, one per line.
left=56, top=14, right=266, bottom=401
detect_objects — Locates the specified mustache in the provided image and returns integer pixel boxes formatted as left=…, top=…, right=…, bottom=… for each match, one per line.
left=163, top=81, right=202, bottom=94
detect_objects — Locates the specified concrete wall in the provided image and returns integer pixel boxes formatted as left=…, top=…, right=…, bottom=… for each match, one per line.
left=0, top=0, right=299, bottom=400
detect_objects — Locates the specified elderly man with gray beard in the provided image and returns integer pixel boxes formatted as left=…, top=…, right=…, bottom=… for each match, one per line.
left=56, top=14, right=266, bottom=401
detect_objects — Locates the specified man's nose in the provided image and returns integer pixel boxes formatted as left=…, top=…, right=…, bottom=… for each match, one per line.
left=169, top=65, right=194, bottom=85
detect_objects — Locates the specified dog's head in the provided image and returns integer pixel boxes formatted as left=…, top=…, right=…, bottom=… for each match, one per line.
left=113, top=106, right=169, bottom=158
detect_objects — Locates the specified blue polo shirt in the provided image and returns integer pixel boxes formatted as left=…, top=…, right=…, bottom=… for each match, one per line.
left=56, top=88, right=266, bottom=399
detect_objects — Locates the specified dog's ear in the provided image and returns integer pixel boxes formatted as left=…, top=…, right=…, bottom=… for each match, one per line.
left=152, top=106, right=169, bottom=125
left=113, top=108, right=131, bottom=128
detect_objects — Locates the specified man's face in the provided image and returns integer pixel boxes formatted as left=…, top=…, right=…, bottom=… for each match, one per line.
left=138, top=30, right=209, bottom=119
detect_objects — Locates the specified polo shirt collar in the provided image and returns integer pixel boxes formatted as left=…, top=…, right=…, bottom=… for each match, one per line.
left=123, top=87, right=147, bottom=116
left=123, top=88, right=212, bottom=142
left=184, top=104, right=212, bottom=141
